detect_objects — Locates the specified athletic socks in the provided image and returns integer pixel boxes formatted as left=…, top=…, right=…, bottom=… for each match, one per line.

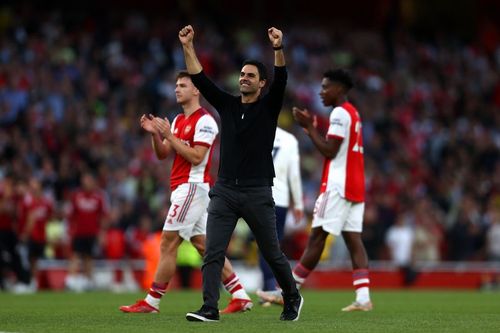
left=144, top=281, right=168, bottom=309
left=223, top=273, right=251, bottom=300
left=352, top=268, right=371, bottom=304
left=292, top=262, right=312, bottom=288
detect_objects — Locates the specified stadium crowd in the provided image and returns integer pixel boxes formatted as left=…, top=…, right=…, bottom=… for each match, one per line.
left=0, top=6, right=499, bottom=289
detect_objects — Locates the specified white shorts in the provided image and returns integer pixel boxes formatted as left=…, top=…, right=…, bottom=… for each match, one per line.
left=163, top=183, right=209, bottom=241
left=312, top=190, right=365, bottom=236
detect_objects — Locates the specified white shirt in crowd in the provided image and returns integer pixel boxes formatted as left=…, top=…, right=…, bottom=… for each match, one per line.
left=271, top=127, right=303, bottom=211
left=386, top=220, right=414, bottom=266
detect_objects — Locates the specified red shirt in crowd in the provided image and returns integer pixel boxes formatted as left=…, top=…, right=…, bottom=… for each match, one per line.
left=68, top=189, right=108, bottom=237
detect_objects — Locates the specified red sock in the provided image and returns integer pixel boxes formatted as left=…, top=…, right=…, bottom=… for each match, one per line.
left=223, top=273, right=243, bottom=294
left=148, top=281, right=168, bottom=299
left=292, top=263, right=312, bottom=285
left=352, top=269, right=370, bottom=289
left=352, top=269, right=370, bottom=303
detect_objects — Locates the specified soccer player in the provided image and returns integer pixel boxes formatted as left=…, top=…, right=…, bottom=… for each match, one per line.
left=259, top=69, right=373, bottom=312
left=0, top=175, right=31, bottom=291
left=119, top=71, right=252, bottom=314
left=257, top=127, right=303, bottom=295
left=179, top=25, right=303, bottom=322
left=65, top=172, right=108, bottom=292
left=18, top=177, right=54, bottom=291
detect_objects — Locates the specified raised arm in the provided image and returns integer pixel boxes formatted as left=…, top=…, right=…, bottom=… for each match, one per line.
left=268, top=27, right=285, bottom=67
left=178, top=25, right=231, bottom=110
left=179, top=25, right=202, bottom=75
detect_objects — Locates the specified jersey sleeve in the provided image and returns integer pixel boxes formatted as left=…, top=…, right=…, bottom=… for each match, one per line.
left=193, top=115, right=219, bottom=147
left=326, top=106, right=350, bottom=139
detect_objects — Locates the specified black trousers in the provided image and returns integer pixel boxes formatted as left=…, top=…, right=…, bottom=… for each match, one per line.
left=202, top=182, right=298, bottom=309
left=0, top=230, right=31, bottom=287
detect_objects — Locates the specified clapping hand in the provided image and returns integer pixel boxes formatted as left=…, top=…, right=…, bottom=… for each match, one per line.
left=153, top=117, right=173, bottom=141
left=140, top=114, right=158, bottom=134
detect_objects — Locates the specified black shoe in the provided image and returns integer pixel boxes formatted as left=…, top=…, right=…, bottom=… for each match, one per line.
left=186, top=305, right=220, bottom=322
left=280, top=293, right=304, bottom=321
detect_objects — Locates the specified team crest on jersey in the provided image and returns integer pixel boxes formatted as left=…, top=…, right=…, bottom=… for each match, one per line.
left=184, top=125, right=192, bottom=134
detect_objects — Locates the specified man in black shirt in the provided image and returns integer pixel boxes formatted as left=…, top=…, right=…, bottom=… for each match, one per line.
left=179, top=25, right=303, bottom=322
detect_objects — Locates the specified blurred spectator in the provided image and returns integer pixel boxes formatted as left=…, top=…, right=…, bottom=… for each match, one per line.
left=412, top=198, right=443, bottom=262
left=485, top=196, right=500, bottom=261
left=18, top=177, right=55, bottom=292
left=65, top=172, right=108, bottom=292
left=385, top=214, right=418, bottom=285
left=0, top=174, right=31, bottom=290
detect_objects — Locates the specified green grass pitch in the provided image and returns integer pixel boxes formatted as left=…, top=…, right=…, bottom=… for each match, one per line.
left=0, top=290, right=499, bottom=333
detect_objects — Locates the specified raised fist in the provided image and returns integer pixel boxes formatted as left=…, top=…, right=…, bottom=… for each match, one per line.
left=267, top=27, right=283, bottom=48
left=179, top=25, right=195, bottom=45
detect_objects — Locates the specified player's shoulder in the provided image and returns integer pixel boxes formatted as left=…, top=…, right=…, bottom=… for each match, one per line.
left=331, top=105, right=349, bottom=115
left=195, top=109, right=219, bottom=133
left=334, top=102, right=360, bottom=117
left=197, top=110, right=217, bottom=124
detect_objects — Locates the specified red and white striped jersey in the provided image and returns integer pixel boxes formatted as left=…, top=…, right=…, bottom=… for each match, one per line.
left=320, top=102, right=365, bottom=202
left=170, top=108, right=218, bottom=190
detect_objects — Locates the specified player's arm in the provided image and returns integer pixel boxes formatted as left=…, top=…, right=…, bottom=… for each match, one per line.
left=179, top=25, right=230, bottom=110
left=168, top=142, right=209, bottom=166
left=293, top=107, right=342, bottom=159
left=153, top=117, right=209, bottom=166
left=268, top=27, right=285, bottom=67
left=179, top=25, right=202, bottom=75
left=140, top=114, right=172, bottom=160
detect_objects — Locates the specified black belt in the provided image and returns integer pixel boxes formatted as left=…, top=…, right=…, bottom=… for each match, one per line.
left=217, top=177, right=273, bottom=187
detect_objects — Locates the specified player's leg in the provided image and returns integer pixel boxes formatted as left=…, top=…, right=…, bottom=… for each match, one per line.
left=186, top=183, right=239, bottom=322
left=257, top=226, right=329, bottom=305
left=341, top=201, right=372, bottom=312
left=65, top=247, right=81, bottom=291
left=258, top=191, right=342, bottom=305
left=81, top=254, right=94, bottom=290
left=120, top=231, right=183, bottom=313
left=292, top=227, right=329, bottom=284
left=241, top=186, right=303, bottom=321
left=65, top=236, right=96, bottom=292
left=120, top=183, right=196, bottom=313
left=191, top=234, right=252, bottom=313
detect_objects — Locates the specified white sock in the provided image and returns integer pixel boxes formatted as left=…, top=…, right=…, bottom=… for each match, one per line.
left=232, top=289, right=251, bottom=300
left=145, top=294, right=160, bottom=309
left=355, top=286, right=370, bottom=304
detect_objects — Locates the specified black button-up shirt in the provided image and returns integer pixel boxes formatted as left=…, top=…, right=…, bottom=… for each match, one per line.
left=191, top=66, right=287, bottom=186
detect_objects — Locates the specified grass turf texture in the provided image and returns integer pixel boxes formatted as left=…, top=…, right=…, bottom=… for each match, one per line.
left=0, top=290, right=499, bottom=333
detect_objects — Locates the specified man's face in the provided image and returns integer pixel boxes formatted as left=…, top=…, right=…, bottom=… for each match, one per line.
left=319, top=78, right=342, bottom=106
left=175, top=76, right=199, bottom=105
left=29, top=178, right=42, bottom=196
left=82, top=174, right=95, bottom=191
left=239, top=65, right=265, bottom=95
